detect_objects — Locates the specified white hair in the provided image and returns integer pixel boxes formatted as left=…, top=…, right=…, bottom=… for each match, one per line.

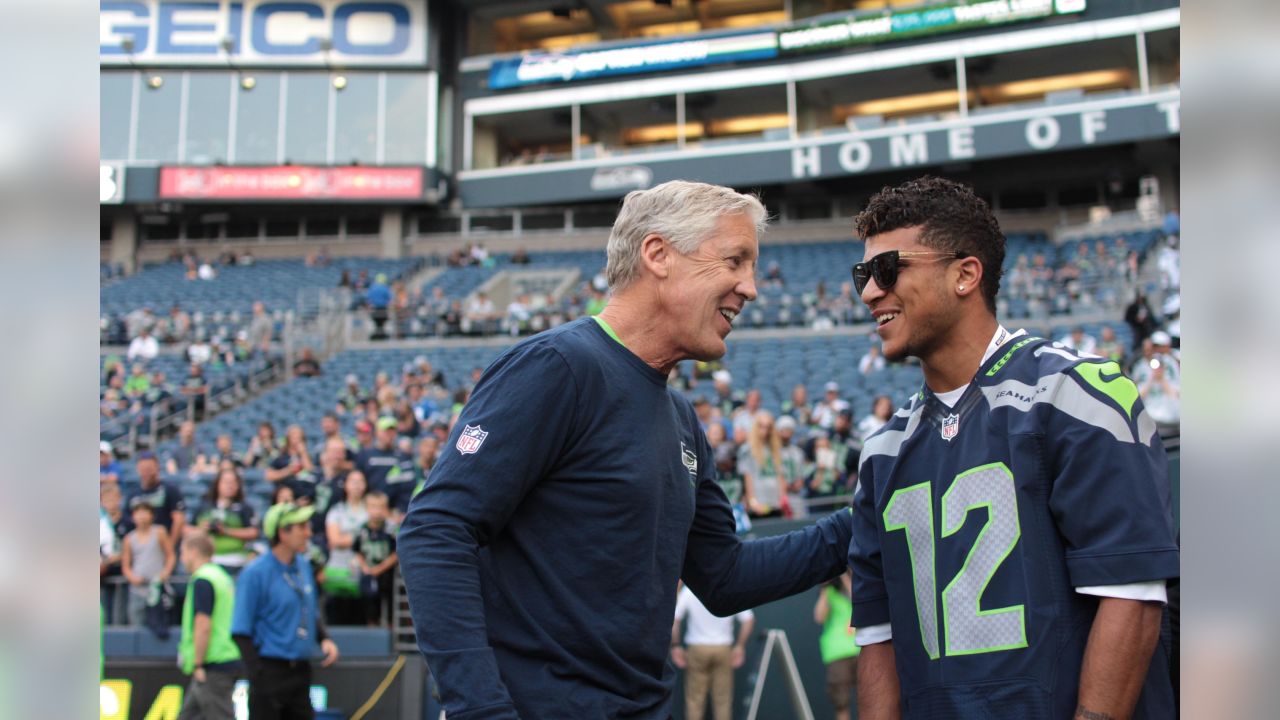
left=605, top=180, right=768, bottom=292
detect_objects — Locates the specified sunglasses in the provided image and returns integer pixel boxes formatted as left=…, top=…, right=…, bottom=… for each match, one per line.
left=851, top=250, right=969, bottom=295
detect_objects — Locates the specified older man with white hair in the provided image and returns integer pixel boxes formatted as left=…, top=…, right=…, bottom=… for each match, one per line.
left=400, top=180, right=853, bottom=720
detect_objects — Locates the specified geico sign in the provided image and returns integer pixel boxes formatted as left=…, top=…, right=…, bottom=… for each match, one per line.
left=100, top=0, right=427, bottom=66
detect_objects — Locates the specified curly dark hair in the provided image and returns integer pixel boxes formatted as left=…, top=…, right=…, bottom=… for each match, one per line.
left=853, top=176, right=1005, bottom=313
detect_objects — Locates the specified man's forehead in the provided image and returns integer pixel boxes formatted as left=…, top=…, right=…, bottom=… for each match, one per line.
left=863, top=226, right=926, bottom=256
left=703, top=213, right=758, bottom=252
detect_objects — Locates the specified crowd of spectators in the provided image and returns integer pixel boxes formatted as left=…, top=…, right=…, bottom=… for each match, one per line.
left=361, top=270, right=613, bottom=341
left=99, top=357, right=464, bottom=629
left=102, top=317, right=278, bottom=433
left=357, top=230, right=1169, bottom=342
left=99, top=341, right=909, bottom=629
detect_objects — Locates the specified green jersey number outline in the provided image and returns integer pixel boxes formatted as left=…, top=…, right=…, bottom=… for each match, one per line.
left=882, top=462, right=1027, bottom=659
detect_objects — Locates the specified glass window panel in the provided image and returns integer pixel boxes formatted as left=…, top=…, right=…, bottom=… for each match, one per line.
left=135, top=72, right=182, bottom=162
left=101, top=72, right=134, bottom=161
left=185, top=73, right=232, bottom=164
left=234, top=74, right=280, bottom=164
left=306, top=217, right=340, bottom=237
left=580, top=96, right=676, bottom=156
left=333, top=74, right=378, bottom=164
left=226, top=218, right=260, bottom=239
left=143, top=219, right=180, bottom=241
left=283, top=73, right=329, bottom=164
left=384, top=74, right=429, bottom=164
left=346, top=215, right=381, bottom=236
left=265, top=219, right=300, bottom=238
left=474, top=108, right=570, bottom=169
left=966, top=37, right=1138, bottom=112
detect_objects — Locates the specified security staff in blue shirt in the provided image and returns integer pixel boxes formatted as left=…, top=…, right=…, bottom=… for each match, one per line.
left=232, top=504, right=340, bottom=719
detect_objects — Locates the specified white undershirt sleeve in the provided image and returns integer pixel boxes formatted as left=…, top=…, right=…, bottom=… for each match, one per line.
left=854, top=622, right=893, bottom=646
left=1075, top=580, right=1167, bottom=604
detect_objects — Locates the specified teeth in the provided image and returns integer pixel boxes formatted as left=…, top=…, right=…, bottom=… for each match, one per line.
left=876, top=313, right=898, bottom=325
left=720, top=309, right=737, bottom=323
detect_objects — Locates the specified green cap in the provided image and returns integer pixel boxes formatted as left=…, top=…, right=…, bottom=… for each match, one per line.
left=263, top=503, right=315, bottom=541
left=376, top=416, right=398, bottom=432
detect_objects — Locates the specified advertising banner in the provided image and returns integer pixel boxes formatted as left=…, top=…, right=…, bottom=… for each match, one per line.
left=100, top=0, right=428, bottom=67
left=101, top=657, right=423, bottom=720
left=158, top=166, right=425, bottom=200
left=482, top=0, right=1087, bottom=90
left=488, top=31, right=777, bottom=90
left=778, top=0, right=1085, bottom=55
left=101, top=163, right=126, bottom=204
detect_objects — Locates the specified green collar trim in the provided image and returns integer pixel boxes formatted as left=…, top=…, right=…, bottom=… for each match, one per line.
left=592, top=315, right=625, bottom=348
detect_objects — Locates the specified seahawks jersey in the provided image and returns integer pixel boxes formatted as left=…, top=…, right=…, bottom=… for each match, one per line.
left=849, top=335, right=1178, bottom=719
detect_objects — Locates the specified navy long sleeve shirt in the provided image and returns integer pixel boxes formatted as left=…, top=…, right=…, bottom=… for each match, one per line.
left=399, top=318, right=852, bottom=719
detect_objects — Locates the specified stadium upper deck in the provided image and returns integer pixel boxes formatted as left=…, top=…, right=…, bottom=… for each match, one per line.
left=451, top=0, right=1179, bottom=209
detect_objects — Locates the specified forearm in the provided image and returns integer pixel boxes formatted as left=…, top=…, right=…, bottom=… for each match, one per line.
left=193, top=615, right=211, bottom=666
left=684, top=509, right=852, bottom=616
left=315, top=613, right=330, bottom=644
left=735, top=620, right=753, bottom=649
left=814, top=591, right=830, bottom=624
left=220, top=527, right=259, bottom=540
left=160, top=536, right=176, bottom=576
left=1076, top=598, right=1164, bottom=720
left=232, top=635, right=261, bottom=677
left=857, top=641, right=901, bottom=720
left=398, top=512, right=519, bottom=719
left=373, top=555, right=398, bottom=575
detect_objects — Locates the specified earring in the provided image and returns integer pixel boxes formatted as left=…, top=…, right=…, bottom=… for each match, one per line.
left=958, top=285, right=965, bottom=291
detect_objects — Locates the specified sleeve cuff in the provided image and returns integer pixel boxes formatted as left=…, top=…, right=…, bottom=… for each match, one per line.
left=855, top=623, right=893, bottom=646
left=851, top=596, right=891, bottom=628
left=1075, top=580, right=1167, bottom=604
left=1065, top=547, right=1179, bottom=587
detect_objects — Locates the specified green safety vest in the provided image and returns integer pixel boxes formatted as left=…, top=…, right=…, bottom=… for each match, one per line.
left=819, top=586, right=861, bottom=665
left=179, top=563, right=241, bottom=674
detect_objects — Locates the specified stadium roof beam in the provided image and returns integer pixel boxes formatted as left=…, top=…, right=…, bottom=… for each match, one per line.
left=579, top=0, right=620, bottom=33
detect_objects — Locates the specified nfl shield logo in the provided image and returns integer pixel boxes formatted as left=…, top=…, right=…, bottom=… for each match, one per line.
left=941, top=414, right=960, bottom=441
left=456, top=425, right=489, bottom=455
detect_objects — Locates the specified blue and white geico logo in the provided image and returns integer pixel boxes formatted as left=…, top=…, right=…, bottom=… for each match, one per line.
left=100, top=0, right=427, bottom=67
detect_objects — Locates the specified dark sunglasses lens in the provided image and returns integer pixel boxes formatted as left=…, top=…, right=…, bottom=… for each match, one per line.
left=852, top=264, right=869, bottom=293
left=854, top=251, right=899, bottom=293
left=872, top=253, right=899, bottom=291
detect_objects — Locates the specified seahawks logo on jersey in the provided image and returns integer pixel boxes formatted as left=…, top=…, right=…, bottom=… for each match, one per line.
left=680, top=442, right=698, bottom=486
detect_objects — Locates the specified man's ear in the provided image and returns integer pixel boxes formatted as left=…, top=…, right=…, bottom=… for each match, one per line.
left=640, top=233, right=671, bottom=280
left=955, top=256, right=983, bottom=298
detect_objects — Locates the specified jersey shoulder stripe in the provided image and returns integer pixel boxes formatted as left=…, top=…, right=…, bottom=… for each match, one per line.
left=859, top=400, right=923, bottom=470
left=980, top=336, right=1157, bottom=444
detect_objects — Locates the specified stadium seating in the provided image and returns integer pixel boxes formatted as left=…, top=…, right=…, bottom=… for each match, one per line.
left=100, top=256, right=425, bottom=344
left=128, top=318, right=1134, bottom=510
left=381, top=234, right=1155, bottom=337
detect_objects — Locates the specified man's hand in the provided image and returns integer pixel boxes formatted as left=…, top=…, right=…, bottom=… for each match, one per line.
left=193, top=667, right=207, bottom=683
left=320, top=639, right=340, bottom=667
left=731, top=645, right=746, bottom=669
left=670, top=646, right=687, bottom=669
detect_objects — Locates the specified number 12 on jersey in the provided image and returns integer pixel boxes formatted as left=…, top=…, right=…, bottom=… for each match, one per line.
left=883, top=462, right=1027, bottom=659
